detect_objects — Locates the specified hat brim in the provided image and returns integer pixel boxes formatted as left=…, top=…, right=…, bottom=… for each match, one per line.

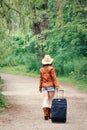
left=42, top=59, right=53, bottom=65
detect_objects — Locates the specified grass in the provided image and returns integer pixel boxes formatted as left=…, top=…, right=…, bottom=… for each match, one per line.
left=0, top=65, right=87, bottom=92
left=58, top=77, right=87, bottom=92
left=0, top=65, right=39, bottom=77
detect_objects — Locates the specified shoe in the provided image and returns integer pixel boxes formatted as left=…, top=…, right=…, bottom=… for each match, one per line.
left=44, top=116, right=49, bottom=120
left=43, top=107, right=49, bottom=120
left=48, top=108, right=51, bottom=119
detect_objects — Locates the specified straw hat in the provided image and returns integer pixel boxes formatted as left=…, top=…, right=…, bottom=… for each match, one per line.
left=42, top=55, right=53, bottom=65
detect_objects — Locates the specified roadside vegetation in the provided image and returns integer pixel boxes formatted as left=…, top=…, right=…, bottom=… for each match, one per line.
left=0, top=75, right=4, bottom=91
left=0, top=76, right=8, bottom=111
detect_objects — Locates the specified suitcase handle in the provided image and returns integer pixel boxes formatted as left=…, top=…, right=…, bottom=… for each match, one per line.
left=56, top=89, right=64, bottom=98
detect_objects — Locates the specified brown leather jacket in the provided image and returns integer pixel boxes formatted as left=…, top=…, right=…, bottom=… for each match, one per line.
left=39, top=65, right=59, bottom=89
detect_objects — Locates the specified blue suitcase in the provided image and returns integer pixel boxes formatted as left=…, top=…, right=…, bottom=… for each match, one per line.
left=51, top=90, right=67, bottom=123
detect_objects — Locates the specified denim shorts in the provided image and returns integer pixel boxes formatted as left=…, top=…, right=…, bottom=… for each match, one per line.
left=42, top=86, right=56, bottom=91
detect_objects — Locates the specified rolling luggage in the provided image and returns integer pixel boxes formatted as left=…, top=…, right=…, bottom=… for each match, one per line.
left=51, top=90, right=67, bottom=123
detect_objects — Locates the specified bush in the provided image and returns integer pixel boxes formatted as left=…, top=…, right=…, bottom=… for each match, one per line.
left=0, top=43, right=9, bottom=67
left=64, top=61, right=74, bottom=76
left=23, top=54, right=40, bottom=72
left=0, top=76, right=4, bottom=90
left=69, top=57, right=87, bottom=79
left=74, top=58, right=87, bottom=79
left=53, top=54, right=87, bottom=79
left=0, top=76, right=8, bottom=111
left=0, top=92, right=8, bottom=111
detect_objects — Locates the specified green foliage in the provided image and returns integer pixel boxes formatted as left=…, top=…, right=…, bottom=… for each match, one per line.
left=58, top=76, right=87, bottom=92
left=24, top=54, right=40, bottom=72
left=0, top=77, right=8, bottom=111
left=0, top=40, right=10, bottom=67
left=69, top=58, right=87, bottom=79
left=0, top=76, right=4, bottom=90
left=0, top=31, right=36, bottom=66
left=0, top=0, right=87, bottom=81
left=0, top=92, right=8, bottom=111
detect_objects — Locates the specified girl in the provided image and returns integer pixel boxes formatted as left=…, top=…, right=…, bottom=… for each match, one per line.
left=39, top=55, right=60, bottom=120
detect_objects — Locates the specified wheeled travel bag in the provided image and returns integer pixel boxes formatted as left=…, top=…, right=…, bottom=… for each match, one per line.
left=51, top=90, right=67, bottom=123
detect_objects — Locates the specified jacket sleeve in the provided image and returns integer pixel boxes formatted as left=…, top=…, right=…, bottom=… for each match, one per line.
left=39, top=71, right=43, bottom=89
left=50, top=68, right=60, bottom=89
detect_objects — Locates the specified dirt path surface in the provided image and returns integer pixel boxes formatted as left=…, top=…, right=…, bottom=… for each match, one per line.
left=0, top=73, right=87, bottom=130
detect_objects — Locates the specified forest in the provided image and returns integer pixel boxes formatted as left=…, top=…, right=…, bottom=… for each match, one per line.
left=0, top=0, right=87, bottom=79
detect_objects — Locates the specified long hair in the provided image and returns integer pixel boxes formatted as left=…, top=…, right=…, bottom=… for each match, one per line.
left=43, top=64, right=52, bottom=67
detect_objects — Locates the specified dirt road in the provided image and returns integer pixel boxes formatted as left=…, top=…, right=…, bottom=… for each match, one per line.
left=0, top=73, right=87, bottom=130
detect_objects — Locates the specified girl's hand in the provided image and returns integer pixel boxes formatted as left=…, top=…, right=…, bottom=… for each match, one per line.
left=39, top=88, right=42, bottom=93
left=56, top=85, right=60, bottom=91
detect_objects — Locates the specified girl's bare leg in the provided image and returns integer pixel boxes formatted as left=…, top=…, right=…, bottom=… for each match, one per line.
left=42, top=90, right=49, bottom=108
left=48, top=91, right=55, bottom=108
